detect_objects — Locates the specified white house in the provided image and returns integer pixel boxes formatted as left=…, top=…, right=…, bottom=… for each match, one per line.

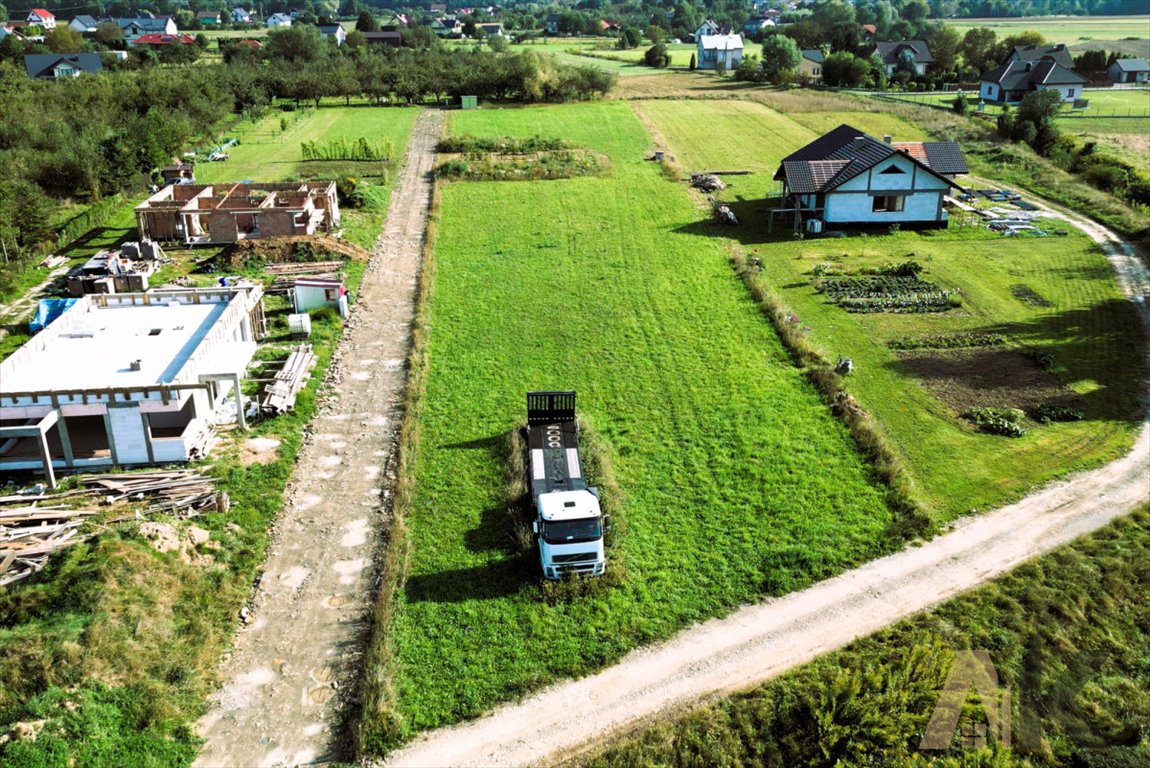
left=26, top=9, right=56, bottom=30
left=267, top=13, right=293, bottom=29
left=772, top=124, right=968, bottom=231
left=694, top=18, right=724, bottom=41
left=231, top=8, right=253, bottom=23
left=69, top=15, right=99, bottom=33
left=980, top=59, right=1088, bottom=104
left=1109, top=58, right=1149, bottom=84
left=318, top=24, right=347, bottom=45
left=743, top=18, right=775, bottom=35
left=874, top=41, right=932, bottom=77
left=0, top=286, right=265, bottom=487
left=24, top=53, right=104, bottom=79
left=115, top=17, right=180, bottom=43
left=697, top=34, right=743, bottom=70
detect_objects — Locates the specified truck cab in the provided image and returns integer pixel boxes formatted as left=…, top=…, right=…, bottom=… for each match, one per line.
left=526, top=391, right=606, bottom=579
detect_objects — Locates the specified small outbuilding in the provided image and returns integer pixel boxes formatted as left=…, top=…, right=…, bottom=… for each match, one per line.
left=1108, top=58, right=1149, bottom=84
left=293, top=278, right=348, bottom=317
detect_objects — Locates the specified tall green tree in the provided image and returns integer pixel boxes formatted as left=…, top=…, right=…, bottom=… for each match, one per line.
left=761, top=34, right=802, bottom=84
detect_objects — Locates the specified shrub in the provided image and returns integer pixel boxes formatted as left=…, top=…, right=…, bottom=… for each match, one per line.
left=964, top=407, right=1026, bottom=437
left=1030, top=404, right=1085, bottom=423
left=952, top=94, right=968, bottom=115
left=643, top=43, right=671, bottom=68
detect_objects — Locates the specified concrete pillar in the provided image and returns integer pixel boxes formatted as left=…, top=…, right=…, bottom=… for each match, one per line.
left=55, top=413, right=74, bottom=467
left=232, top=373, right=246, bottom=430
left=36, top=429, right=56, bottom=489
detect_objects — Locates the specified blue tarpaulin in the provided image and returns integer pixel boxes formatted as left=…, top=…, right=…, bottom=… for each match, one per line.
left=29, top=298, right=78, bottom=333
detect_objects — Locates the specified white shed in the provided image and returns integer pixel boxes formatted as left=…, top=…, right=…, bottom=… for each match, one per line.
left=293, top=278, right=348, bottom=317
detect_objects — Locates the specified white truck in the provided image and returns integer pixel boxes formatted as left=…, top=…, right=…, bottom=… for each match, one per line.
left=526, top=391, right=606, bottom=579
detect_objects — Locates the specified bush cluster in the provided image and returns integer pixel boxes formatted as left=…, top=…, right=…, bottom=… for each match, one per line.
left=964, top=406, right=1027, bottom=437
left=437, top=135, right=566, bottom=154
left=888, top=332, right=1007, bottom=350
left=1030, top=404, right=1085, bottom=423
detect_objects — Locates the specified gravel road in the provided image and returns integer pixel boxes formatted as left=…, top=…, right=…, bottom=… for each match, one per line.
left=192, top=107, right=444, bottom=768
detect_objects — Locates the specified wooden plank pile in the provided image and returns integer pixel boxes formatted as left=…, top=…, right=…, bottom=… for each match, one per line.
left=264, top=261, right=344, bottom=294
left=1, top=506, right=95, bottom=587
left=77, top=470, right=226, bottom=516
left=259, top=345, right=317, bottom=415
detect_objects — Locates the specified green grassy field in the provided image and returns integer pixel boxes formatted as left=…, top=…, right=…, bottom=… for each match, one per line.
left=945, top=14, right=1150, bottom=42
left=385, top=101, right=902, bottom=742
left=588, top=506, right=1150, bottom=767
left=637, top=98, right=1144, bottom=519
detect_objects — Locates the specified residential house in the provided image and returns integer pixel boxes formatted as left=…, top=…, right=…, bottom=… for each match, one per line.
left=771, top=124, right=967, bottom=231
left=743, top=17, right=775, bottom=36
left=431, top=16, right=462, bottom=36
left=135, top=182, right=341, bottom=245
left=477, top=22, right=505, bottom=37
left=131, top=33, right=197, bottom=48
left=694, top=18, right=727, bottom=41
left=874, top=41, right=932, bottom=77
left=0, top=25, right=27, bottom=42
left=267, top=13, right=293, bottom=28
left=24, top=53, right=104, bottom=79
left=231, top=8, right=253, bottom=23
left=800, top=49, right=823, bottom=82
left=384, top=12, right=410, bottom=27
left=697, top=34, right=744, bottom=70
left=430, top=3, right=447, bottom=12
left=318, top=24, right=347, bottom=45
left=115, top=17, right=180, bottom=43
left=26, top=9, right=56, bottom=30
left=0, top=285, right=266, bottom=485
left=1008, top=43, right=1073, bottom=68
left=544, top=14, right=561, bottom=35
left=860, top=24, right=876, bottom=42
left=69, top=15, right=100, bottom=33
left=363, top=31, right=402, bottom=46
left=1108, top=58, right=1149, bottom=84
left=196, top=11, right=221, bottom=26
left=979, top=59, right=1088, bottom=104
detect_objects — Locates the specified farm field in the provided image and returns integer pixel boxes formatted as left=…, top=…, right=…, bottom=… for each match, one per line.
left=945, top=14, right=1150, bottom=42
left=638, top=98, right=1144, bottom=519
left=588, top=506, right=1150, bottom=767
left=384, top=100, right=901, bottom=742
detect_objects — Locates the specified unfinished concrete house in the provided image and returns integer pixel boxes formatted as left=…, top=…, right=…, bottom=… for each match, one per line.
left=0, top=286, right=266, bottom=486
left=134, top=182, right=340, bottom=245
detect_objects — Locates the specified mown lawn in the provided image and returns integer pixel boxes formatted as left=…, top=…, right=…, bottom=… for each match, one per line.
left=639, top=98, right=1145, bottom=519
left=388, top=101, right=898, bottom=738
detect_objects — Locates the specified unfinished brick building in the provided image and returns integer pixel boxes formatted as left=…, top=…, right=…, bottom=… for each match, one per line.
left=134, top=181, right=340, bottom=245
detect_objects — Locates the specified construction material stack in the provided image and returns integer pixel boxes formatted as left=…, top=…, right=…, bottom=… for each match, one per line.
left=526, top=391, right=606, bottom=579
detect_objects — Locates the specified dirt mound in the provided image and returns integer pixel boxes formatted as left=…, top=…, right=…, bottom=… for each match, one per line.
left=220, top=236, right=372, bottom=269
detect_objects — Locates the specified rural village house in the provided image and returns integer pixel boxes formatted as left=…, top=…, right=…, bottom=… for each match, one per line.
left=363, top=31, right=402, bottom=46
left=318, top=24, right=347, bottom=45
left=231, top=8, right=253, bottom=23
left=26, top=8, right=56, bottom=29
left=131, top=33, right=197, bottom=49
left=771, top=124, right=967, bottom=232
left=1008, top=43, right=1074, bottom=68
left=979, top=58, right=1088, bottom=104
left=196, top=11, right=221, bottom=26
left=1108, top=58, right=1149, bottom=83
left=24, top=53, right=103, bottom=79
left=115, top=17, right=180, bottom=43
left=69, top=15, right=99, bottom=33
left=874, top=41, right=932, bottom=77
left=697, top=33, right=744, bottom=71
left=800, top=49, right=824, bottom=81
left=267, top=13, right=293, bottom=28
left=0, top=25, right=27, bottom=42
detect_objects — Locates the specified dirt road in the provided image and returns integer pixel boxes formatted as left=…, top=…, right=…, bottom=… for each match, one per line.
left=192, top=108, right=443, bottom=768
left=382, top=201, right=1150, bottom=767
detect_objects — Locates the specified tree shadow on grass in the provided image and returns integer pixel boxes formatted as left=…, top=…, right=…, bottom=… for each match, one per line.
left=58, top=227, right=134, bottom=258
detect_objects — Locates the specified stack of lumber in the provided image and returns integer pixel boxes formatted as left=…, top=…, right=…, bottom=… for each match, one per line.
left=268, top=272, right=342, bottom=295
left=265, top=261, right=345, bottom=293
left=77, top=470, right=225, bottom=516
left=1, top=506, right=95, bottom=587
left=259, top=345, right=317, bottom=415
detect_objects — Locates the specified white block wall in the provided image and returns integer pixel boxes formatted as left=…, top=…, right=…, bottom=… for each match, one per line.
left=108, top=406, right=150, bottom=464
